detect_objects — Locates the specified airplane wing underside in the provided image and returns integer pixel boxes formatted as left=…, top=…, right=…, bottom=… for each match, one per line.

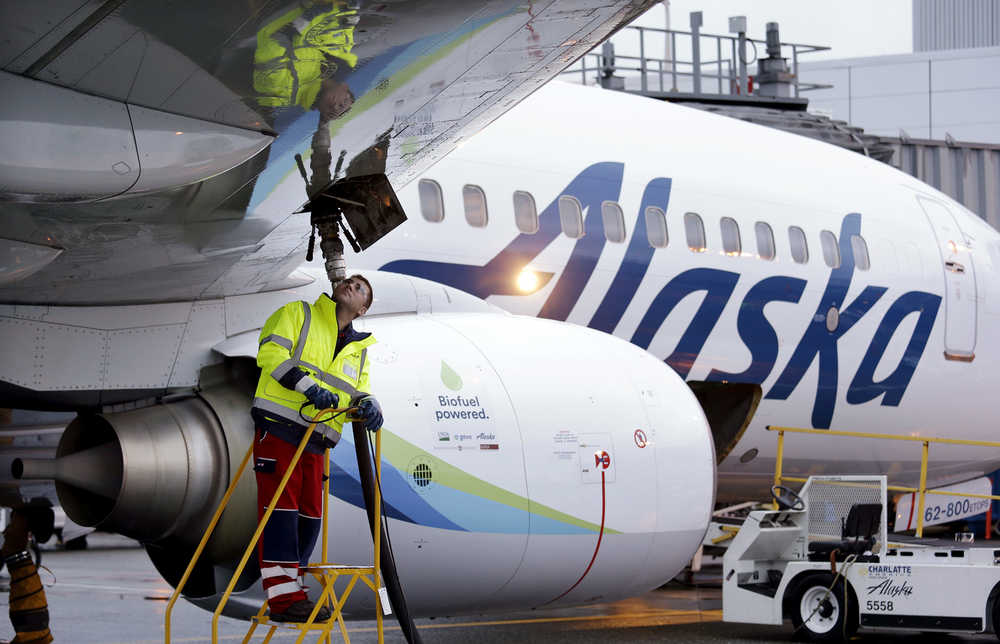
left=0, top=0, right=652, bottom=304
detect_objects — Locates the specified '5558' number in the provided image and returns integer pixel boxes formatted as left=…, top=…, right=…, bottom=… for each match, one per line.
left=865, top=600, right=894, bottom=612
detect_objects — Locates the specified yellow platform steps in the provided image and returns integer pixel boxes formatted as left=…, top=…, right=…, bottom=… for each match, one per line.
left=165, top=408, right=386, bottom=644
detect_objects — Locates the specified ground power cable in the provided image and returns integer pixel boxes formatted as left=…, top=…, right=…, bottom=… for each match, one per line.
left=352, top=423, right=423, bottom=644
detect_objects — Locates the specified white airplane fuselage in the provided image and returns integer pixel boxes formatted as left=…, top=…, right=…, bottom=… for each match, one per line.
left=4, top=77, right=998, bottom=621
left=343, top=81, right=1000, bottom=497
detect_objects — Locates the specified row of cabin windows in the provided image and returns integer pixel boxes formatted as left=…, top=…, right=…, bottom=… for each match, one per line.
left=417, top=179, right=871, bottom=270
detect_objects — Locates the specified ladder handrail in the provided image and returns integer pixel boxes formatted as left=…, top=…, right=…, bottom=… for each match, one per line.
left=767, top=424, right=1000, bottom=448
left=165, top=407, right=385, bottom=644
left=164, top=440, right=254, bottom=644
left=767, top=425, right=1000, bottom=538
left=211, top=408, right=351, bottom=644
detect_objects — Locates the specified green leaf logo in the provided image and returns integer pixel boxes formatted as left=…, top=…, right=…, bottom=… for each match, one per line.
left=440, top=361, right=463, bottom=391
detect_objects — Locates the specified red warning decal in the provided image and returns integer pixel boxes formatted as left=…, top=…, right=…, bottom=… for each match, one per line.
left=634, top=429, right=647, bottom=449
left=594, top=450, right=610, bottom=470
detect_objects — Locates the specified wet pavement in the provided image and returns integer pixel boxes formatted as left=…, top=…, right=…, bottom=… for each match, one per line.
left=2, top=535, right=993, bottom=643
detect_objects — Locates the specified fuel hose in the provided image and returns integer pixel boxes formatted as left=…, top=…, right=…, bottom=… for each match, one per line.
left=352, top=423, right=423, bottom=644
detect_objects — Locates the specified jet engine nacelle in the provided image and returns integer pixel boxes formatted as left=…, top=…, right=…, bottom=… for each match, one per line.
left=14, top=374, right=261, bottom=595
left=17, top=310, right=715, bottom=616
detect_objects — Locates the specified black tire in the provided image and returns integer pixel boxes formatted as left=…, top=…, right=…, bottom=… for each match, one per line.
left=991, top=594, right=1000, bottom=641
left=787, top=574, right=858, bottom=642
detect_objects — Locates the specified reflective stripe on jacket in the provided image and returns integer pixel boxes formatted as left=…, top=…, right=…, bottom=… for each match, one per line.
left=253, top=294, right=374, bottom=446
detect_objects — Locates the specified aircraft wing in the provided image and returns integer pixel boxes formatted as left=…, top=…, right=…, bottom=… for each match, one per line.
left=0, top=0, right=653, bottom=304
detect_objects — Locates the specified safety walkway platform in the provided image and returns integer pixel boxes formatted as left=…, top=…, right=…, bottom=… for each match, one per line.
left=164, top=407, right=388, bottom=644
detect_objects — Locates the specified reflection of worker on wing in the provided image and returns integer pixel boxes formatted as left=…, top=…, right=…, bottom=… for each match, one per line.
left=251, top=275, right=383, bottom=623
left=254, top=1, right=359, bottom=122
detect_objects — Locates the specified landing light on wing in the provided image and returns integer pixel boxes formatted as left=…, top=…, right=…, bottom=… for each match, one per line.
left=517, top=268, right=540, bottom=293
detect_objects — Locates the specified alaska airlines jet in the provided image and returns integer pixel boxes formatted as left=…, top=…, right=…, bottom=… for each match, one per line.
left=1, top=0, right=719, bottom=623
left=352, top=80, right=1000, bottom=501
left=3, top=37, right=996, bottom=624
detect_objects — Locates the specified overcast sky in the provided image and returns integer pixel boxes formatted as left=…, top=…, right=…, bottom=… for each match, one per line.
left=628, top=0, right=913, bottom=60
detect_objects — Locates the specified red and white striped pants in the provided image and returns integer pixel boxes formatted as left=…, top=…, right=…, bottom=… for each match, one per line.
left=253, top=429, right=324, bottom=612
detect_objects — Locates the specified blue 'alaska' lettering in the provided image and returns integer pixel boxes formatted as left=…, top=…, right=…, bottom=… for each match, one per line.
left=847, top=291, right=941, bottom=406
left=631, top=268, right=740, bottom=379
left=707, top=276, right=807, bottom=384
left=380, top=162, right=624, bottom=308
left=382, top=166, right=945, bottom=425
left=765, top=214, right=888, bottom=428
left=538, top=167, right=626, bottom=321
left=589, top=178, right=672, bottom=333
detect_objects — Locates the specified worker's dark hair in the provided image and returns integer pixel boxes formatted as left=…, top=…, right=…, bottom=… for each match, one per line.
left=351, top=274, right=373, bottom=312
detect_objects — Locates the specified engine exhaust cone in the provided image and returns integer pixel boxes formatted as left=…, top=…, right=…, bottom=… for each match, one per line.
left=12, top=375, right=260, bottom=598
left=13, top=397, right=230, bottom=542
left=14, top=441, right=122, bottom=500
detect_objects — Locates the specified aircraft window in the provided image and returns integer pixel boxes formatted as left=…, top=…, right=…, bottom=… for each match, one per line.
left=720, top=217, right=741, bottom=256
left=463, top=184, right=488, bottom=227
left=755, top=222, right=775, bottom=260
left=820, top=230, right=841, bottom=268
left=558, top=195, right=584, bottom=239
left=645, top=206, right=668, bottom=248
left=684, top=212, right=706, bottom=252
left=851, top=234, right=871, bottom=270
left=789, top=226, right=808, bottom=264
left=601, top=201, right=626, bottom=243
left=418, top=179, right=444, bottom=222
left=513, top=190, right=538, bottom=234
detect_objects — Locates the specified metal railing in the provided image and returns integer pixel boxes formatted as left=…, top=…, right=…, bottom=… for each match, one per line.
left=563, top=24, right=831, bottom=98
left=767, top=425, right=1000, bottom=538
left=165, top=408, right=385, bottom=644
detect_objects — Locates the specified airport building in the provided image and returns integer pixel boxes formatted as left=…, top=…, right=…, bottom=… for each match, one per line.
left=797, top=0, right=1000, bottom=228
left=798, top=46, right=1000, bottom=144
left=566, top=1, right=1000, bottom=229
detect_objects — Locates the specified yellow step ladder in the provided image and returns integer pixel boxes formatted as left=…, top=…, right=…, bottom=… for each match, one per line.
left=165, top=408, right=386, bottom=644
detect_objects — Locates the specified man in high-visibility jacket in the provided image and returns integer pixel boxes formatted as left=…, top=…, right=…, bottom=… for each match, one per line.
left=253, top=1, right=358, bottom=122
left=251, top=274, right=382, bottom=622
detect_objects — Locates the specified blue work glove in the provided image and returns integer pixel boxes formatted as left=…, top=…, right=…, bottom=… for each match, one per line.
left=304, top=384, right=338, bottom=411
left=356, top=395, right=383, bottom=432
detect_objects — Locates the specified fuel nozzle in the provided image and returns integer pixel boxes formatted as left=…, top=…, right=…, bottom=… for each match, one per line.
left=292, top=126, right=407, bottom=288
left=315, top=216, right=347, bottom=284
left=295, top=151, right=351, bottom=286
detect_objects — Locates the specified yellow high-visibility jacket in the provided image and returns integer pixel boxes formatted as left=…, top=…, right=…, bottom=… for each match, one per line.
left=253, top=4, right=358, bottom=111
left=252, top=294, right=375, bottom=450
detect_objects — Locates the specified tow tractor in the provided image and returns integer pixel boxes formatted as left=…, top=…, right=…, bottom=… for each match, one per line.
left=723, top=475, right=1000, bottom=641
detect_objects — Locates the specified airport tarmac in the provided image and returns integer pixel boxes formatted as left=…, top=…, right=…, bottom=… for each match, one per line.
left=5, top=534, right=994, bottom=644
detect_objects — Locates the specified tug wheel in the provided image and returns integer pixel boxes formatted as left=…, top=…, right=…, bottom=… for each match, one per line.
left=787, top=574, right=857, bottom=642
left=991, top=594, right=1000, bottom=641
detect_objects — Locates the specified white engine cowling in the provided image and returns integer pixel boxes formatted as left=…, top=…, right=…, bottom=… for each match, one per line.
left=17, top=307, right=714, bottom=616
